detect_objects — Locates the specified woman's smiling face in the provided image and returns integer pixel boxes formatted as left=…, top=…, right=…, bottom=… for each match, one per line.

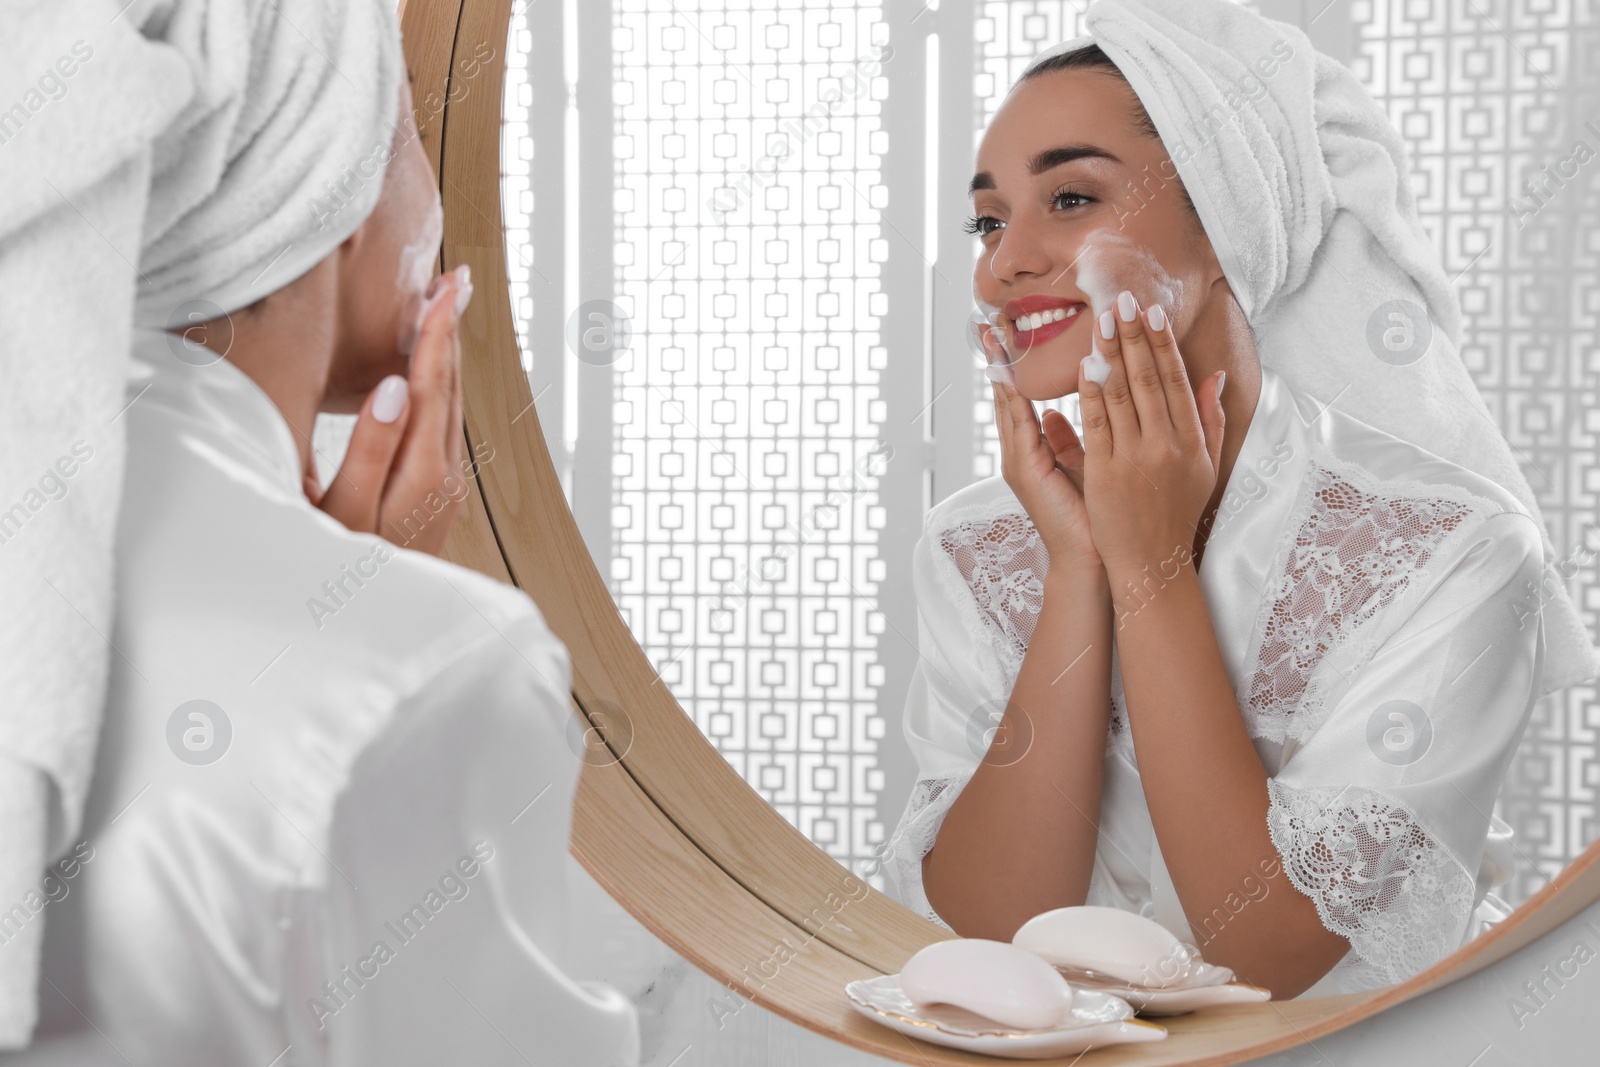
left=969, top=64, right=1223, bottom=399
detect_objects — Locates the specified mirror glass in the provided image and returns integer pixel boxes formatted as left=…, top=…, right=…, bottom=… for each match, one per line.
left=496, top=0, right=1600, bottom=997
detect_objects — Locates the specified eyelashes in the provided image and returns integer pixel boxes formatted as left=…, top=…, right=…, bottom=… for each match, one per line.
left=964, top=186, right=1098, bottom=237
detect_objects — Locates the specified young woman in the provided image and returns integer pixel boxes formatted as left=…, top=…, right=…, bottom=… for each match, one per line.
left=884, top=0, right=1597, bottom=1001
left=18, top=2, right=638, bottom=1063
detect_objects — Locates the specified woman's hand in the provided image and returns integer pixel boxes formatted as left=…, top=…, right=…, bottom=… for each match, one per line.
left=1077, top=290, right=1225, bottom=578
left=305, top=265, right=474, bottom=556
left=986, top=336, right=1101, bottom=570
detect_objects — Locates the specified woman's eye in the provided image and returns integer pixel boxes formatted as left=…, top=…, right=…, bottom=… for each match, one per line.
left=963, top=214, right=1003, bottom=237
left=1052, top=190, right=1094, bottom=211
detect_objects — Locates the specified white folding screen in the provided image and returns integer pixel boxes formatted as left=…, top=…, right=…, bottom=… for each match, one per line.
left=1348, top=0, right=1600, bottom=906
left=500, top=0, right=1598, bottom=903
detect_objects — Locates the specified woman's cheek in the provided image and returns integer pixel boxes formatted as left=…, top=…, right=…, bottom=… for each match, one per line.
left=1072, top=229, right=1186, bottom=320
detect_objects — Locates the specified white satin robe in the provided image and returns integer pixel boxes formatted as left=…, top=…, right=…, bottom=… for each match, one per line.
left=884, top=363, right=1541, bottom=998
left=14, top=329, right=640, bottom=1065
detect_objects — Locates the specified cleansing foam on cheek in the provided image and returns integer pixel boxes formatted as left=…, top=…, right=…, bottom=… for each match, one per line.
left=1072, top=231, right=1184, bottom=333
left=395, top=197, right=445, bottom=356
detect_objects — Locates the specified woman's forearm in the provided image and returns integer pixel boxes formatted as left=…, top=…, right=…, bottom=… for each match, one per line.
left=922, top=562, right=1114, bottom=940
left=1109, top=560, right=1350, bottom=998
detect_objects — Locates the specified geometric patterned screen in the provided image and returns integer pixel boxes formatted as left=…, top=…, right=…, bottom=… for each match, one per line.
left=608, top=2, right=893, bottom=879
left=1353, top=0, right=1600, bottom=905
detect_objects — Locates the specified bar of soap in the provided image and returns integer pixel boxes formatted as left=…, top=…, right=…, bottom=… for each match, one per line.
left=1014, top=906, right=1186, bottom=988
left=899, top=939, right=1074, bottom=1030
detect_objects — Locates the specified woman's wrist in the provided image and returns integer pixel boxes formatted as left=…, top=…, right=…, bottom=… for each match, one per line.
left=1044, top=555, right=1111, bottom=602
left=1104, top=551, right=1199, bottom=625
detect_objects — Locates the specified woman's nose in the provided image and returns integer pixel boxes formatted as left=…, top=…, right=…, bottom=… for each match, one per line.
left=987, top=219, right=1056, bottom=285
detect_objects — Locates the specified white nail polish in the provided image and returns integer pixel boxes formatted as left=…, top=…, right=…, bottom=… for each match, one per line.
left=372, top=375, right=408, bottom=423
left=1146, top=304, right=1166, bottom=332
left=1081, top=351, right=1111, bottom=385
left=985, top=361, right=1015, bottom=387
left=1117, top=290, right=1137, bottom=322
left=1099, top=309, right=1115, bottom=340
left=454, top=281, right=474, bottom=316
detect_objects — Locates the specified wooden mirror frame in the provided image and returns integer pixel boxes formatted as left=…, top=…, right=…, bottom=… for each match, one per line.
left=399, top=0, right=1600, bottom=1061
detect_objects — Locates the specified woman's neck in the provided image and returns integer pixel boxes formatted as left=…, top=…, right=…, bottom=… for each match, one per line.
left=211, top=261, right=341, bottom=482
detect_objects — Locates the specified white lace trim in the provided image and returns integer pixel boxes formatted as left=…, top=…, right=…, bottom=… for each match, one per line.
left=1265, top=779, right=1475, bottom=990
left=930, top=495, right=1126, bottom=748
left=1242, top=445, right=1499, bottom=744
left=880, top=776, right=964, bottom=928
left=935, top=503, right=1047, bottom=679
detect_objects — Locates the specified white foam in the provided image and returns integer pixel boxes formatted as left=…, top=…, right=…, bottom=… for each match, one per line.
left=394, top=197, right=445, bottom=357
left=1071, top=230, right=1184, bottom=328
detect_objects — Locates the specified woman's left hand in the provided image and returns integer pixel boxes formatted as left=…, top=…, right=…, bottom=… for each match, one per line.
left=305, top=266, right=472, bottom=556
left=1077, top=290, right=1226, bottom=579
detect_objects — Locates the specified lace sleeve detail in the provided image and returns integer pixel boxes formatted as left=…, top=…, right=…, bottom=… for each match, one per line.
left=934, top=507, right=1049, bottom=682
left=1265, top=779, right=1475, bottom=990
left=880, top=776, right=966, bottom=929
left=928, top=496, right=1128, bottom=749
left=1244, top=447, right=1499, bottom=744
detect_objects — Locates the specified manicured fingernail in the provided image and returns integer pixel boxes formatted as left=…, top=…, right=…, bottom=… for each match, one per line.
left=372, top=374, right=409, bottom=423
left=1081, top=350, right=1111, bottom=385
left=447, top=265, right=472, bottom=314
left=1146, top=304, right=1166, bottom=332
left=1117, top=290, right=1138, bottom=322
left=984, top=361, right=1015, bottom=387
left=1099, top=309, right=1116, bottom=340
left=1216, top=370, right=1226, bottom=400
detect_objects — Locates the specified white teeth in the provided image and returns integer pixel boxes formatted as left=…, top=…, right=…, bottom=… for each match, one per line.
left=1016, top=306, right=1079, bottom=332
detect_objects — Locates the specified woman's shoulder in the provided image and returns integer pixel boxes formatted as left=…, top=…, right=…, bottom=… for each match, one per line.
left=1282, top=393, right=1548, bottom=610
left=1304, top=394, right=1530, bottom=525
left=923, top=473, right=1026, bottom=540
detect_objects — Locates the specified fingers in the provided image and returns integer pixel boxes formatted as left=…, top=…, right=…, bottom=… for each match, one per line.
left=378, top=265, right=471, bottom=553
left=401, top=265, right=469, bottom=467
left=1077, top=351, right=1111, bottom=459
left=1108, top=289, right=1170, bottom=433
left=997, top=377, right=1049, bottom=469
left=315, top=375, right=411, bottom=530
left=1088, top=305, right=1140, bottom=445
left=1143, top=302, right=1204, bottom=449
left=1040, top=408, right=1084, bottom=472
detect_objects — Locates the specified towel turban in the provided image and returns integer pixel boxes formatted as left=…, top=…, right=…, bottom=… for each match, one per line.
left=135, top=0, right=406, bottom=329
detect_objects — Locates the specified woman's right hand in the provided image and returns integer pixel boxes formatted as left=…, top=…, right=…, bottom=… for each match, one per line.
left=305, top=265, right=474, bottom=556
left=989, top=361, right=1101, bottom=572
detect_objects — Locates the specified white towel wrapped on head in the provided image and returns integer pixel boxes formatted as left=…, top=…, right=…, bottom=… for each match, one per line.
left=135, top=0, right=406, bottom=329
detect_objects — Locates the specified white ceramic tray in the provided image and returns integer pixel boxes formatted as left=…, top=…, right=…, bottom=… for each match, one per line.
left=844, top=974, right=1167, bottom=1059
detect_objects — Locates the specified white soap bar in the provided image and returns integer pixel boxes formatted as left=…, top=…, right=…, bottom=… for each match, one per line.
left=900, top=938, right=1074, bottom=1030
left=1014, top=906, right=1186, bottom=988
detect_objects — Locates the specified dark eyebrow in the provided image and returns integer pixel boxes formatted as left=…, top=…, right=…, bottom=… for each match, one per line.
left=968, top=144, right=1122, bottom=194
